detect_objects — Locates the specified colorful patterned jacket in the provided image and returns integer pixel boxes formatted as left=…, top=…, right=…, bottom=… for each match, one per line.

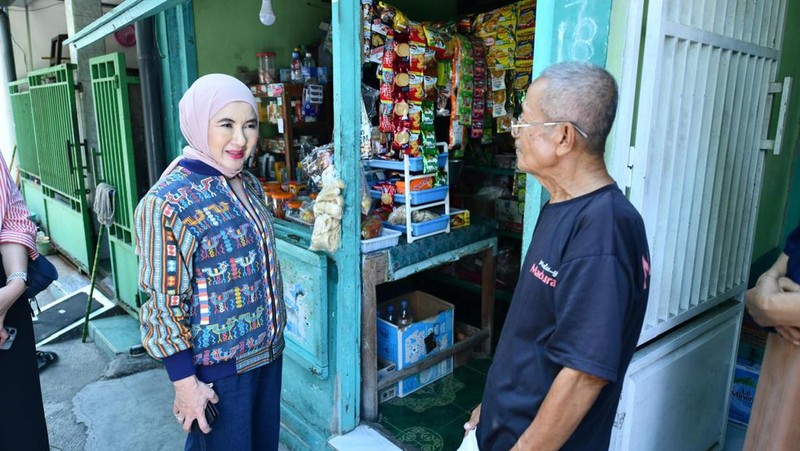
left=135, top=159, right=285, bottom=382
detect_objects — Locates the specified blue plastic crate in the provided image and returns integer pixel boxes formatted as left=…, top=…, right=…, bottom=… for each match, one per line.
left=365, top=153, right=448, bottom=172
left=369, top=185, right=449, bottom=206
left=384, top=215, right=449, bottom=237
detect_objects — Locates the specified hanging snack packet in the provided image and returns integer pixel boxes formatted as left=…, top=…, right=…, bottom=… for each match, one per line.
left=514, top=67, right=532, bottom=92
left=516, top=0, right=536, bottom=31
left=422, top=146, right=439, bottom=173
left=408, top=103, right=422, bottom=134
left=457, top=36, right=474, bottom=126
left=471, top=37, right=487, bottom=139
left=424, top=26, right=447, bottom=59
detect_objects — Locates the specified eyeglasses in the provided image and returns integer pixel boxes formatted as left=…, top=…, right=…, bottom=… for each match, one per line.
left=511, top=118, right=589, bottom=139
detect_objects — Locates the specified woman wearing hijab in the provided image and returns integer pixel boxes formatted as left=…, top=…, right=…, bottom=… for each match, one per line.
left=0, top=153, right=49, bottom=451
left=135, top=74, right=285, bottom=451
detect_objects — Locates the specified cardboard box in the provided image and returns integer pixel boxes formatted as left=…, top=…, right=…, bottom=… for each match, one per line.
left=377, top=358, right=398, bottom=403
left=728, top=359, right=761, bottom=426
left=377, top=291, right=455, bottom=396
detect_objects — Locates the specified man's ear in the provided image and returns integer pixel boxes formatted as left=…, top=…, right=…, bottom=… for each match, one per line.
left=554, top=123, right=577, bottom=157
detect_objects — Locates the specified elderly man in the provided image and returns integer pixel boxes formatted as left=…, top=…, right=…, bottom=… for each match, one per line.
left=460, top=62, right=651, bottom=451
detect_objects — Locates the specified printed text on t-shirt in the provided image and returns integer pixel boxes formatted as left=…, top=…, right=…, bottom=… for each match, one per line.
left=530, top=260, right=558, bottom=287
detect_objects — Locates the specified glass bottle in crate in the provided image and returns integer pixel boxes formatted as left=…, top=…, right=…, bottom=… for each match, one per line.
left=386, top=305, right=397, bottom=325
left=398, top=300, right=413, bottom=327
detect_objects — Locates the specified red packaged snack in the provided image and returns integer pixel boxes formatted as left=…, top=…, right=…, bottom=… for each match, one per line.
left=408, top=104, right=422, bottom=132
left=379, top=102, right=393, bottom=132
left=408, top=74, right=424, bottom=103
left=410, top=45, right=426, bottom=74
left=409, top=22, right=426, bottom=45
left=380, top=82, right=394, bottom=102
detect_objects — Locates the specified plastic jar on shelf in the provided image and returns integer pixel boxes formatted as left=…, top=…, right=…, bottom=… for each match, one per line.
left=272, top=192, right=293, bottom=219
left=257, top=52, right=277, bottom=84
left=286, top=200, right=303, bottom=219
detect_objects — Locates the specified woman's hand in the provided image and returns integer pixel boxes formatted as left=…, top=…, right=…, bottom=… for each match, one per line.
left=0, top=279, right=26, bottom=348
left=172, top=375, right=219, bottom=433
left=746, top=268, right=783, bottom=327
left=464, top=403, right=481, bottom=436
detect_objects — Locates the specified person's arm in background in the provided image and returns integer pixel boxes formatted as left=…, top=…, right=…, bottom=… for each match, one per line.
left=135, top=195, right=216, bottom=433
left=745, top=253, right=800, bottom=345
left=0, top=153, right=38, bottom=348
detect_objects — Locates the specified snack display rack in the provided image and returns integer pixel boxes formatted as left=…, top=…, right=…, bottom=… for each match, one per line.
left=366, top=143, right=450, bottom=243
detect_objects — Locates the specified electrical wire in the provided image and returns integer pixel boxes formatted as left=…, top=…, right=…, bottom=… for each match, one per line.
left=10, top=31, right=29, bottom=73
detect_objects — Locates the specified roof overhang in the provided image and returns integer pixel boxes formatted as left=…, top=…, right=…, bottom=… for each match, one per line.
left=65, top=0, right=189, bottom=49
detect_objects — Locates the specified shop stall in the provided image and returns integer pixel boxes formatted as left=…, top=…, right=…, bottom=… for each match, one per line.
left=61, top=0, right=618, bottom=449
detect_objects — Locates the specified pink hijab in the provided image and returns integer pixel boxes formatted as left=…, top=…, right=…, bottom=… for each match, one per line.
left=161, top=73, right=259, bottom=179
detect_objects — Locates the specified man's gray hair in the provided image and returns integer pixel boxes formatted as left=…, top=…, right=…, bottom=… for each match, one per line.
left=538, top=62, right=618, bottom=155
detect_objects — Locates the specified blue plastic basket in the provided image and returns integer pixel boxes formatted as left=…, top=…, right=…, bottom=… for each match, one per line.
left=365, top=153, right=448, bottom=172
left=384, top=215, right=449, bottom=237
left=369, top=185, right=448, bottom=206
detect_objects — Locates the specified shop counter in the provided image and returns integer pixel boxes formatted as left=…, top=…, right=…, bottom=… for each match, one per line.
left=360, top=217, right=498, bottom=421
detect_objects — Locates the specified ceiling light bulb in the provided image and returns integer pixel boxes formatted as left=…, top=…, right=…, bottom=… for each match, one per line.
left=260, top=0, right=276, bottom=26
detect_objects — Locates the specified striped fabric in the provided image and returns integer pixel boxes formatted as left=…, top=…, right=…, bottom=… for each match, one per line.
left=135, top=162, right=285, bottom=376
left=0, top=153, right=38, bottom=259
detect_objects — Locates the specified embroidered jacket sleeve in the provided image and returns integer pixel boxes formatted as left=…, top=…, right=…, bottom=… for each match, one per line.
left=0, top=154, right=38, bottom=258
left=135, top=194, right=197, bottom=381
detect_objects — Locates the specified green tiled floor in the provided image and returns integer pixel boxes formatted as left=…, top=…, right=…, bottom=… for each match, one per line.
left=380, top=359, right=491, bottom=451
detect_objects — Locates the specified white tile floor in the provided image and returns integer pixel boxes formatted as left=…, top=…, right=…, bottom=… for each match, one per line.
left=328, top=425, right=401, bottom=450
left=329, top=421, right=748, bottom=451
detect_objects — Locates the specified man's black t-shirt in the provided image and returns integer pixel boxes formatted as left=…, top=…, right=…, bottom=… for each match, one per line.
left=477, top=184, right=650, bottom=450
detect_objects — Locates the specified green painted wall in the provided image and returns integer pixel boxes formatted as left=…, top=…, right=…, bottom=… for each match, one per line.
left=750, top=1, right=800, bottom=278
left=192, top=0, right=331, bottom=77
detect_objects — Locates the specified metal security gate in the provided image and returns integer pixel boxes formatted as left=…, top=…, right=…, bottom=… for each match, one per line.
left=9, top=81, right=40, bottom=176
left=8, top=81, right=49, bottom=229
left=90, top=53, right=145, bottom=311
left=613, top=0, right=789, bottom=344
left=27, top=64, right=94, bottom=270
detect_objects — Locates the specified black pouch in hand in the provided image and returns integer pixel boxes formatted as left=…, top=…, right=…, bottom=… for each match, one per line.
left=191, top=402, right=219, bottom=433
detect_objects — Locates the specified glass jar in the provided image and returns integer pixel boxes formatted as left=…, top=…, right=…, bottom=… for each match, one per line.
left=257, top=52, right=277, bottom=84
left=272, top=192, right=293, bottom=219
left=286, top=200, right=303, bottom=219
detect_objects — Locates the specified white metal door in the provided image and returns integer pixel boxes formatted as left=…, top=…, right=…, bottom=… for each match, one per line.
left=613, top=0, right=789, bottom=343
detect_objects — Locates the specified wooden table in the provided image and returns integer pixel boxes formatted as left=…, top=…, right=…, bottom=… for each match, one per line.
left=360, top=237, right=497, bottom=421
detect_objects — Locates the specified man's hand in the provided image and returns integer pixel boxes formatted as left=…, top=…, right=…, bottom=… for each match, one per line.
left=463, top=404, right=481, bottom=436
left=779, top=276, right=800, bottom=293
left=172, top=375, right=219, bottom=433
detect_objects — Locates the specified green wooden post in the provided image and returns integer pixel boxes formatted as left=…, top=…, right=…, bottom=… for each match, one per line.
left=331, top=0, right=362, bottom=433
left=522, top=0, right=614, bottom=252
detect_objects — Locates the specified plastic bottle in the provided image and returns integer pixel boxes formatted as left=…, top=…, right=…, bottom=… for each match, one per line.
left=398, top=300, right=413, bottom=327
left=290, top=50, right=303, bottom=84
left=267, top=154, right=276, bottom=180
left=302, top=52, right=316, bottom=84
left=386, top=305, right=397, bottom=325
